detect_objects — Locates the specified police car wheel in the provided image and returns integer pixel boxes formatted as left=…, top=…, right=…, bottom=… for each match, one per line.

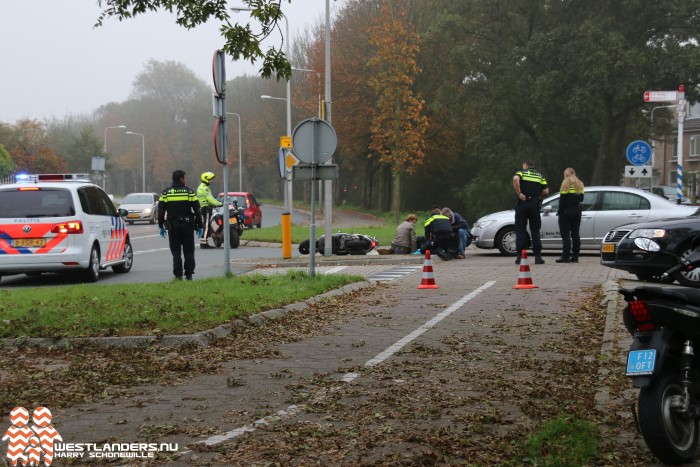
left=113, top=241, right=133, bottom=273
left=82, top=246, right=100, bottom=283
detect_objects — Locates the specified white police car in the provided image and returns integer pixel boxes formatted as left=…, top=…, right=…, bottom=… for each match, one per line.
left=0, top=174, right=133, bottom=283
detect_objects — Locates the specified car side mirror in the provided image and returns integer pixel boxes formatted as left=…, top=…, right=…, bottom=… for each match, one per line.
left=118, top=208, right=128, bottom=218
left=542, top=205, right=552, bottom=216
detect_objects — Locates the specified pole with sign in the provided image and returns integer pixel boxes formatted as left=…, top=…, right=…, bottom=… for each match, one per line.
left=212, top=49, right=231, bottom=275
left=676, top=85, right=686, bottom=204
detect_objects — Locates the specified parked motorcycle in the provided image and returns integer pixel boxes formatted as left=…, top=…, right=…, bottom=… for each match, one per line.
left=620, top=243, right=700, bottom=464
left=208, top=203, right=246, bottom=249
left=298, top=232, right=378, bottom=256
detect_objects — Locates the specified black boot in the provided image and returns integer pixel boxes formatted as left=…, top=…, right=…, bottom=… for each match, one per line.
left=534, top=255, right=545, bottom=264
left=555, top=256, right=570, bottom=263
left=570, top=256, right=579, bottom=263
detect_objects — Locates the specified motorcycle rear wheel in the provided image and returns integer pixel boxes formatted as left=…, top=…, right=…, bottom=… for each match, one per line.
left=638, top=369, right=699, bottom=465
left=230, top=228, right=240, bottom=249
left=298, top=240, right=310, bottom=255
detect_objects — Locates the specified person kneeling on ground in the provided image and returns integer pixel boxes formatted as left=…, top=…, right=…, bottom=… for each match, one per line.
left=423, top=206, right=456, bottom=260
left=441, top=207, right=470, bottom=259
left=390, top=214, right=417, bottom=254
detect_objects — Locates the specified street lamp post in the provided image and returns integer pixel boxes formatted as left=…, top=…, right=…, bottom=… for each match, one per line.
left=226, top=112, right=243, bottom=191
left=292, top=67, right=322, bottom=118
left=233, top=5, right=293, bottom=259
left=103, top=125, right=126, bottom=190
left=650, top=105, right=676, bottom=186
left=323, top=0, right=333, bottom=256
left=126, top=132, right=145, bottom=192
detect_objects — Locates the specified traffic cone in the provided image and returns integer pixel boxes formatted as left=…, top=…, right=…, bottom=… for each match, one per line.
left=513, top=250, right=538, bottom=289
left=417, top=250, right=440, bottom=289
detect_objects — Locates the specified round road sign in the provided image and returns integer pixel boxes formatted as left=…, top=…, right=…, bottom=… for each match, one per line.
left=625, top=140, right=652, bottom=166
left=292, top=118, right=337, bottom=164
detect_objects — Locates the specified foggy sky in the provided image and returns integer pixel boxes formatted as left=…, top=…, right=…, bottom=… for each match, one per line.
left=0, top=0, right=336, bottom=123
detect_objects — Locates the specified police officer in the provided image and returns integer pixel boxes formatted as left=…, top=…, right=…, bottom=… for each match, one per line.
left=513, top=159, right=549, bottom=264
left=197, top=171, right=223, bottom=249
left=423, top=206, right=456, bottom=260
left=158, top=170, right=203, bottom=280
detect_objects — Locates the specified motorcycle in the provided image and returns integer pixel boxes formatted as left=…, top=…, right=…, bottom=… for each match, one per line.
left=620, top=241, right=700, bottom=464
left=298, top=232, right=378, bottom=256
left=208, top=203, right=246, bottom=249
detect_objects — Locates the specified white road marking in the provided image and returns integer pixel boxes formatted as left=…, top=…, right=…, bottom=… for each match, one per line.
left=194, top=280, right=496, bottom=449
left=133, top=248, right=171, bottom=254
left=342, top=280, right=496, bottom=381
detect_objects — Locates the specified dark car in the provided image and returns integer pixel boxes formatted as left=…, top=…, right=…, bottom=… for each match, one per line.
left=217, top=191, right=262, bottom=228
left=600, top=214, right=700, bottom=287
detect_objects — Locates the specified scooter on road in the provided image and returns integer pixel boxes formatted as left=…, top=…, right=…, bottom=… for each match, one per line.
left=621, top=243, right=700, bottom=464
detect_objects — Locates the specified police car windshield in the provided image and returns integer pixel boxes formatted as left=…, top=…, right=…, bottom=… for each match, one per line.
left=0, top=188, right=76, bottom=217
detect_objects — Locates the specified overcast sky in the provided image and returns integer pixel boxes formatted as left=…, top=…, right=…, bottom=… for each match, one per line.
left=0, top=1, right=340, bottom=123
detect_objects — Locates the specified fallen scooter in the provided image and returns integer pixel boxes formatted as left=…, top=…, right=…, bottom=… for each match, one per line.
left=620, top=243, right=700, bottom=464
left=298, top=232, right=378, bottom=256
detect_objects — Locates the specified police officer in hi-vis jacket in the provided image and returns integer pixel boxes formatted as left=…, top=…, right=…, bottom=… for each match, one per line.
left=512, top=159, right=548, bottom=264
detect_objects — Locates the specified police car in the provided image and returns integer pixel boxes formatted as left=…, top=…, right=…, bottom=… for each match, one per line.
left=0, top=174, right=133, bottom=283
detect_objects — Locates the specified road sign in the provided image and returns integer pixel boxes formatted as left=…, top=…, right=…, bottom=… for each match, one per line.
left=213, top=118, right=227, bottom=164
left=292, top=164, right=338, bottom=181
left=278, top=148, right=300, bottom=178
left=643, top=91, right=677, bottom=103
left=292, top=118, right=337, bottom=164
left=212, top=50, right=226, bottom=97
left=626, top=140, right=652, bottom=166
left=625, top=165, right=652, bottom=178
left=280, top=135, right=292, bottom=149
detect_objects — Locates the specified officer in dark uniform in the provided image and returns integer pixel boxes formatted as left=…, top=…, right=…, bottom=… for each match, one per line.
left=423, top=206, right=457, bottom=260
left=158, top=170, right=204, bottom=280
left=512, top=159, right=549, bottom=264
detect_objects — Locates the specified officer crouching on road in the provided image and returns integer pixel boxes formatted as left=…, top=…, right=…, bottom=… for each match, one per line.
left=158, top=170, right=204, bottom=280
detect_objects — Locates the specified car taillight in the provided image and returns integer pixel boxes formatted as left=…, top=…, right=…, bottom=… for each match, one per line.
left=629, top=300, right=656, bottom=331
left=216, top=218, right=222, bottom=226
left=51, top=221, right=83, bottom=234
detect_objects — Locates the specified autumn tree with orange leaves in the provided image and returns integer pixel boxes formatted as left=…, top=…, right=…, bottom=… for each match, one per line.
left=367, top=1, right=428, bottom=223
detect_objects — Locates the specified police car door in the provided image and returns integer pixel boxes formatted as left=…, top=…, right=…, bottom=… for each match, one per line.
left=79, top=186, right=124, bottom=265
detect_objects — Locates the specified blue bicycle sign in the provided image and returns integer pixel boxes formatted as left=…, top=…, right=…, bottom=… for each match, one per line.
left=626, top=140, right=652, bottom=166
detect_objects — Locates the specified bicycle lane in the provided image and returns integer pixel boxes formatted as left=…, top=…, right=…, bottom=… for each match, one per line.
left=52, top=254, right=629, bottom=464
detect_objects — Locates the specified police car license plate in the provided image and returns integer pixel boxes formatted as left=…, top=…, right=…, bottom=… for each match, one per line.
left=626, top=349, right=656, bottom=376
left=602, top=244, right=615, bottom=253
left=13, top=239, right=47, bottom=248
left=229, top=217, right=237, bottom=224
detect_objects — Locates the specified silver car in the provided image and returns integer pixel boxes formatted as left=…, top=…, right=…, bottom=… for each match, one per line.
left=119, top=192, right=159, bottom=224
left=471, top=186, right=698, bottom=255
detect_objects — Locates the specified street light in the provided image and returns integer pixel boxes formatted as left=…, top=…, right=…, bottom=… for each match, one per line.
left=104, top=125, right=126, bottom=153
left=103, top=125, right=126, bottom=190
left=126, top=132, right=145, bottom=192
left=226, top=112, right=243, bottom=191
left=234, top=5, right=293, bottom=259
left=292, top=67, right=322, bottom=118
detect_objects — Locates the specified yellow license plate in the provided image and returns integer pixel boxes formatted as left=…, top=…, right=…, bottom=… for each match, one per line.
left=14, top=238, right=47, bottom=247
left=602, top=244, right=615, bottom=253
left=127, top=214, right=140, bottom=218
left=229, top=217, right=238, bottom=224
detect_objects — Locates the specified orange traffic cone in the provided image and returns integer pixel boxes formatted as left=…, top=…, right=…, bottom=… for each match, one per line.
left=513, top=250, right=538, bottom=289
left=417, top=250, right=440, bottom=289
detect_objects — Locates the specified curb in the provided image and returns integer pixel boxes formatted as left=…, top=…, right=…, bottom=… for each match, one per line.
left=0, top=281, right=374, bottom=351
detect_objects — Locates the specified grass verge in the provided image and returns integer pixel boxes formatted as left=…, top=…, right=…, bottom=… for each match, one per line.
left=516, top=415, right=597, bottom=465
left=0, top=271, right=363, bottom=338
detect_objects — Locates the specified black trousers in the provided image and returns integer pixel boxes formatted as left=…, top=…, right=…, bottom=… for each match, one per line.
left=168, top=222, right=196, bottom=277
left=558, top=209, right=582, bottom=259
left=515, top=200, right=542, bottom=255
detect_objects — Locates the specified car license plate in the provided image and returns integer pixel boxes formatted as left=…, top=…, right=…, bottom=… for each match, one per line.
left=13, top=238, right=47, bottom=248
left=626, top=349, right=656, bottom=376
left=127, top=214, right=140, bottom=218
left=229, top=218, right=237, bottom=224
left=602, top=244, right=615, bottom=253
